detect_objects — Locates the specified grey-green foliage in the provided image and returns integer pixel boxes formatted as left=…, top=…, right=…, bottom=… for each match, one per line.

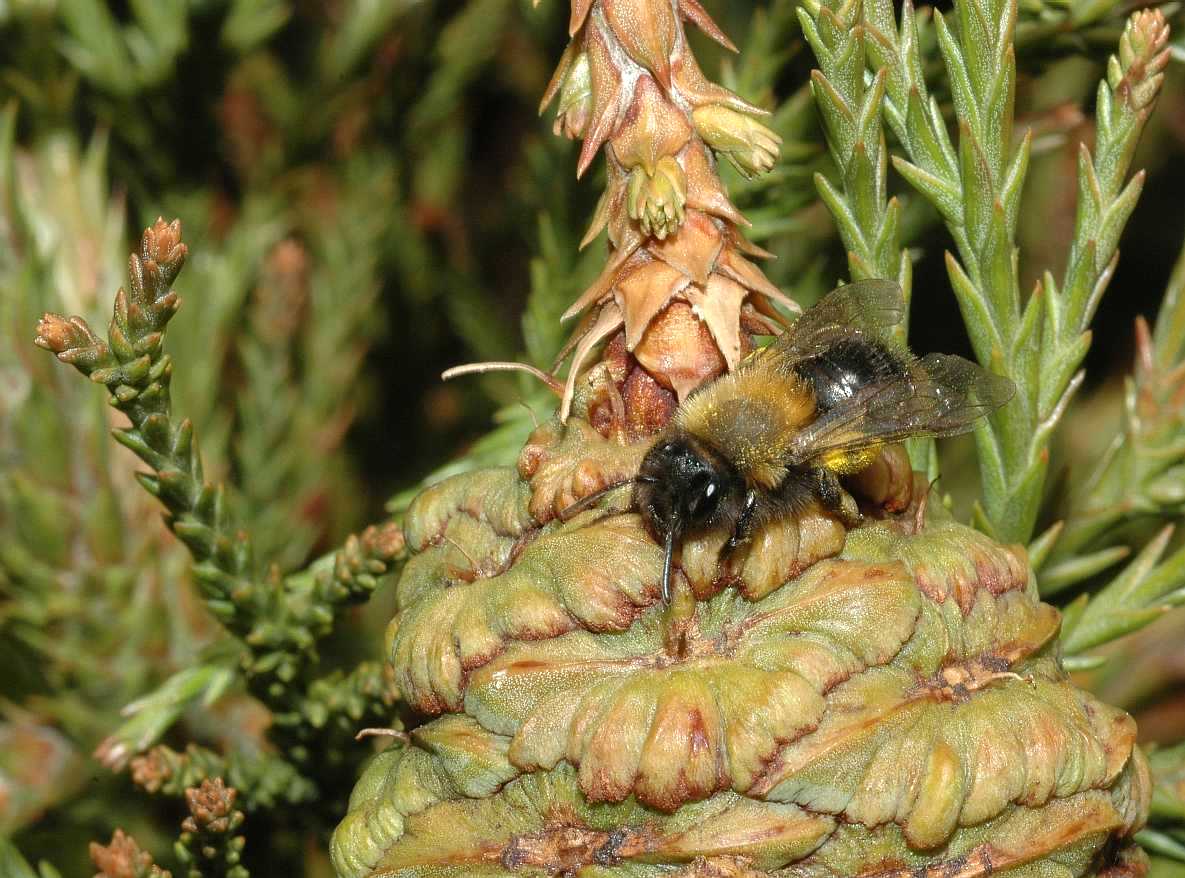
left=1037, top=233, right=1185, bottom=668
left=222, top=0, right=292, bottom=54
left=1061, top=526, right=1185, bottom=664
left=799, top=0, right=929, bottom=465
left=31, top=208, right=405, bottom=872
left=35, top=206, right=393, bottom=697
left=0, top=838, right=52, bottom=878
left=1138, top=742, right=1185, bottom=870
left=232, top=158, right=392, bottom=570
left=1050, top=241, right=1185, bottom=569
left=2, top=4, right=560, bottom=863
left=57, top=0, right=188, bottom=95
left=0, top=117, right=203, bottom=868
left=1, top=0, right=551, bottom=873
left=0, top=66, right=398, bottom=878
left=0, top=118, right=189, bottom=749
left=718, top=0, right=850, bottom=302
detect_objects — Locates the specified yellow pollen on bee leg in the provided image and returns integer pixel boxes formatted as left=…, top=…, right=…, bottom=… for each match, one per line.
left=821, top=445, right=881, bottom=475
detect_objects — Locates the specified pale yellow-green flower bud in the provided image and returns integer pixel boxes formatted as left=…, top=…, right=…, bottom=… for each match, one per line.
left=554, top=51, right=592, bottom=140
left=625, top=156, right=687, bottom=240
left=692, top=103, right=782, bottom=179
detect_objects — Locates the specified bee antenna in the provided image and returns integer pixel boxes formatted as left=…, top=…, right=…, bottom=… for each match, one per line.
left=442, top=361, right=563, bottom=396
left=557, top=477, right=641, bottom=522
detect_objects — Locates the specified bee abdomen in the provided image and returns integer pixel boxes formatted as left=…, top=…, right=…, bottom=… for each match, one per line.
left=793, top=337, right=906, bottom=413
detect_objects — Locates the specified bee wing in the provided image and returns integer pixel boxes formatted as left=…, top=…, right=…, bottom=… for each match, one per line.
left=750, top=279, right=905, bottom=369
left=786, top=354, right=1015, bottom=465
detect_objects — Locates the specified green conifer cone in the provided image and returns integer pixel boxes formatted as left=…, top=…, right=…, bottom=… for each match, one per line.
left=332, top=433, right=1148, bottom=876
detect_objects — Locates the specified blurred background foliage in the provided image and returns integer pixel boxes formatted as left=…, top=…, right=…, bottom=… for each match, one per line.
left=3, top=0, right=1185, bottom=875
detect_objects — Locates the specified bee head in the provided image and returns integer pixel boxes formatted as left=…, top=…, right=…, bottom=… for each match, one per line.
left=636, top=435, right=739, bottom=542
left=635, top=435, right=741, bottom=602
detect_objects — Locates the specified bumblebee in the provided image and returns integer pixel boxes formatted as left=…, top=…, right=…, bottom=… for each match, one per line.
left=630, top=279, right=1015, bottom=601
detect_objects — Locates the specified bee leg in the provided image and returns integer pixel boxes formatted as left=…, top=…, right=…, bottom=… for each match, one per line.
left=720, top=489, right=759, bottom=560
left=814, top=468, right=862, bottom=528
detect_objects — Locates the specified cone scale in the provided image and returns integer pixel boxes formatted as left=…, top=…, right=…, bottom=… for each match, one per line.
left=332, top=2, right=1150, bottom=875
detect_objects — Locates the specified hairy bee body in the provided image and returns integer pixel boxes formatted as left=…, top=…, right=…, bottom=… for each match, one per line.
left=671, top=365, right=816, bottom=490
left=793, top=336, right=911, bottom=475
left=633, top=280, right=1015, bottom=600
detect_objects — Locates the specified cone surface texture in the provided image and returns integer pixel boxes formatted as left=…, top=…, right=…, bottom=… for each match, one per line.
left=332, top=422, right=1149, bottom=878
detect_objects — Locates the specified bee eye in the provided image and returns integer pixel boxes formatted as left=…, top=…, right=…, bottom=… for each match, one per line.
left=688, top=477, right=720, bottom=520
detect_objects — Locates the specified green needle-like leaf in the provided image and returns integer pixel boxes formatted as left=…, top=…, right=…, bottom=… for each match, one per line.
left=95, top=662, right=237, bottom=771
left=801, top=0, right=912, bottom=321
left=1060, top=526, right=1185, bottom=657
left=1051, top=233, right=1185, bottom=572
